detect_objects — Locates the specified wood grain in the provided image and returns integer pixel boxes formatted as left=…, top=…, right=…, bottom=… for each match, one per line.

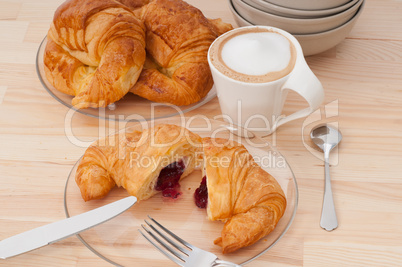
left=1, top=0, right=402, bottom=266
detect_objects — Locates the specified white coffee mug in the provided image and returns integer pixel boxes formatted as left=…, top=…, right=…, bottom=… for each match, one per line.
left=208, top=26, right=324, bottom=136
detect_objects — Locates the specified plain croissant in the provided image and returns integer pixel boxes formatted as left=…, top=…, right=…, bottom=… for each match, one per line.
left=44, top=0, right=147, bottom=108
left=200, top=137, right=287, bottom=254
left=129, top=0, right=233, bottom=106
left=75, top=124, right=202, bottom=201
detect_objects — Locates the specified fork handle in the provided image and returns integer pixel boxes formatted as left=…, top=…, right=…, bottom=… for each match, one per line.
left=213, top=259, right=242, bottom=267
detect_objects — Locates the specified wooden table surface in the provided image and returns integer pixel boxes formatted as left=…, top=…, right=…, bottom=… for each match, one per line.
left=1, top=0, right=402, bottom=266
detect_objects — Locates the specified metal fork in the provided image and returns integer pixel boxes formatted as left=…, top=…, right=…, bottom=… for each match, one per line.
left=139, top=216, right=242, bottom=267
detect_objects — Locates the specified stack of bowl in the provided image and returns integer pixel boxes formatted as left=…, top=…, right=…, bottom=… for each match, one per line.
left=228, top=0, right=365, bottom=56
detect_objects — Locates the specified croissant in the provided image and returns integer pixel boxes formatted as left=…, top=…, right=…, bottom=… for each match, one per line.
left=75, top=124, right=202, bottom=201
left=195, top=138, right=287, bottom=254
left=129, top=0, right=233, bottom=106
left=44, top=0, right=147, bottom=108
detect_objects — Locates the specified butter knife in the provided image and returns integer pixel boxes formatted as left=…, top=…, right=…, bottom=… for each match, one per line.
left=0, top=196, right=137, bottom=259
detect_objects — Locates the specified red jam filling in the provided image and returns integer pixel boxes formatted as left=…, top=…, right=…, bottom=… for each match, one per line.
left=155, top=160, right=185, bottom=199
left=194, top=176, right=208, bottom=208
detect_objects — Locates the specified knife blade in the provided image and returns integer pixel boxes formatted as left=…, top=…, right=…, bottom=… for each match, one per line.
left=0, top=196, right=137, bottom=259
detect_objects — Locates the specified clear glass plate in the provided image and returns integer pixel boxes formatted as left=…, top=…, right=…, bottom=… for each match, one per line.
left=64, top=117, right=298, bottom=266
left=36, top=37, right=217, bottom=121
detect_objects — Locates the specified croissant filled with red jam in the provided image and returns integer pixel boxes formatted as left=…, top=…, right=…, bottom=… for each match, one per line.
left=194, top=137, right=287, bottom=254
left=75, top=124, right=202, bottom=201
left=75, top=125, right=286, bottom=254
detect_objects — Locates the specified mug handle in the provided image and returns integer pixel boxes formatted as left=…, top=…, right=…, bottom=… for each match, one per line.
left=274, top=59, right=325, bottom=130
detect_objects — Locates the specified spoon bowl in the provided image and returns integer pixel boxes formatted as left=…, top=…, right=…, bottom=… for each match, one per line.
left=310, top=124, right=342, bottom=231
left=311, top=124, right=342, bottom=153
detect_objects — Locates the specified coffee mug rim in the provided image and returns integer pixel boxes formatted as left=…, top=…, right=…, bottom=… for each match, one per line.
left=208, top=25, right=303, bottom=86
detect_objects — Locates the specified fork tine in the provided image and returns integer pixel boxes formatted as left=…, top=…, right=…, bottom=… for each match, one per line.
left=148, top=215, right=192, bottom=249
left=145, top=219, right=190, bottom=255
left=138, top=227, right=184, bottom=266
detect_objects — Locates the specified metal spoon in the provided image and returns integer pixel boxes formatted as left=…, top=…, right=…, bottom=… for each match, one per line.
left=310, top=124, right=342, bottom=231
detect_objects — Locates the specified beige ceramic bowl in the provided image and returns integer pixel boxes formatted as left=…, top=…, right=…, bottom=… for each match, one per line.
left=232, top=0, right=363, bottom=34
left=265, top=0, right=352, bottom=10
left=243, top=0, right=359, bottom=18
left=228, top=0, right=365, bottom=56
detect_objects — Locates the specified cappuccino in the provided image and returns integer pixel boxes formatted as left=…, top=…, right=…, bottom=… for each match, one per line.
left=209, top=27, right=296, bottom=83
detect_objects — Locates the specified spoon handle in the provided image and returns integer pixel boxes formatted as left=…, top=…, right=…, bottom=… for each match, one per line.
left=320, top=159, right=338, bottom=231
